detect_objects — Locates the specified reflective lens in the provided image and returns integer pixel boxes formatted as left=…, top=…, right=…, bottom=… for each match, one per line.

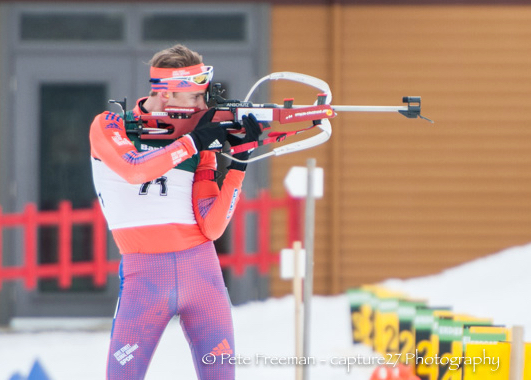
left=169, top=66, right=213, bottom=86
left=151, top=66, right=214, bottom=91
left=192, top=74, right=209, bottom=84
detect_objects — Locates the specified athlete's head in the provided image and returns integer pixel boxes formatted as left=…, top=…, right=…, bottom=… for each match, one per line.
left=148, top=44, right=212, bottom=110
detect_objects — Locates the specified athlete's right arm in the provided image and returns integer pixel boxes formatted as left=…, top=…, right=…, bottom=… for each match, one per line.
left=89, top=111, right=197, bottom=184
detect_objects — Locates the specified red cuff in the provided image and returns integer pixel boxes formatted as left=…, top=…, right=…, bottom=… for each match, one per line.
left=194, top=169, right=218, bottom=182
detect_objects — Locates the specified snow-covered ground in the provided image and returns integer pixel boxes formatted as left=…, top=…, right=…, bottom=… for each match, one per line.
left=1, top=295, right=375, bottom=380
left=382, top=243, right=531, bottom=341
left=1, top=242, right=530, bottom=379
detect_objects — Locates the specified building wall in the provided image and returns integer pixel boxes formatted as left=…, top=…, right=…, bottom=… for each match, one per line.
left=2, top=1, right=531, bottom=301
left=0, top=3, right=271, bottom=320
left=269, top=4, right=531, bottom=295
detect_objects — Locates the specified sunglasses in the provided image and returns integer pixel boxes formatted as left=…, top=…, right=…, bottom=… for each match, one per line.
left=153, top=66, right=214, bottom=86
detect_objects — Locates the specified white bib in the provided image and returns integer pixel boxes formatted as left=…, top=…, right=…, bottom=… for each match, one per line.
left=91, top=157, right=196, bottom=230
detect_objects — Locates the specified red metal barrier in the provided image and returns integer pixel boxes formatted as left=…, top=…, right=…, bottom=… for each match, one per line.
left=0, top=191, right=301, bottom=290
left=221, top=190, right=302, bottom=276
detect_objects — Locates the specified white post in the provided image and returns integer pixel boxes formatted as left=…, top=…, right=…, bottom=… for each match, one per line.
left=283, top=161, right=323, bottom=380
left=293, top=240, right=303, bottom=380
left=509, top=325, right=524, bottom=380
left=302, top=158, right=316, bottom=380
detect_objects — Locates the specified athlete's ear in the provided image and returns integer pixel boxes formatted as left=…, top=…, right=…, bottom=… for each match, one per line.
left=160, top=91, right=170, bottom=101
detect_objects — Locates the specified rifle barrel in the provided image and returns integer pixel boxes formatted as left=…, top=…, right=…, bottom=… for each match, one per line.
left=331, top=105, right=408, bottom=113
left=291, top=105, right=408, bottom=113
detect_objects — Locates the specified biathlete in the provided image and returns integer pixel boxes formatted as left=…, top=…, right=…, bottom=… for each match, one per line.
left=89, top=44, right=261, bottom=380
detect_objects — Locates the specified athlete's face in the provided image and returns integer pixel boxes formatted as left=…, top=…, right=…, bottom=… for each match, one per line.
left=168, top=91, right=207, bottom=110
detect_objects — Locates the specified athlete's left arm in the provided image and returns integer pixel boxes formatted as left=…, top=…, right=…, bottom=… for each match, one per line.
left=192, top=151, right=245, bottom=241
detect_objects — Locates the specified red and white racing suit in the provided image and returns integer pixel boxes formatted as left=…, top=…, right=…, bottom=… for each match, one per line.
left=90, top=98, right=241, bottom=379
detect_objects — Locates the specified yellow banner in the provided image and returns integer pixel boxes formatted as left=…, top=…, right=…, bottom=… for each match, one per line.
left=415, top=332, right=439, bottom=380
left=524, top=342, right=531, bottom=380
left=352, top=303, right=373, bottom=346
left=374, top=309, right=399, bottom=355
left=462, top=342, right=509, bottom=380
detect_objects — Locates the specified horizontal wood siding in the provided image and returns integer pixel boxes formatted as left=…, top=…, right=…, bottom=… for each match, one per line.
left=270, top=5, right=531, bottom=296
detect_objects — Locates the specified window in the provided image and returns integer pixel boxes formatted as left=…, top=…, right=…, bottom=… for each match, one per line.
left=38, top=83, right=107, bottom=292
left=21, top=13, right=124, bottom=41
left=142, top=13, right=246, bottom=42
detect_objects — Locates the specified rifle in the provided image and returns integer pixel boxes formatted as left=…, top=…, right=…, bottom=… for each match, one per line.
left=110, top=72, right=433, bottom=163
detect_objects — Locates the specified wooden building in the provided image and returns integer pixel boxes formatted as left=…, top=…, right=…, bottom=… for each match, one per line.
left=268, top=2, right=531, bottom=295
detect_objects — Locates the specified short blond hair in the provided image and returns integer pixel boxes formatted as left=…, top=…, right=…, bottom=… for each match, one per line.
left=149, top=44, right=203, bottom=69
left=148, top=44, right=203, bottom=96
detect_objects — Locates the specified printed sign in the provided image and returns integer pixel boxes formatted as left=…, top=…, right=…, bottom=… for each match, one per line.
left=348, top=288, right=374, bottom=345
left=398, top=299, right=427, bottom=365
left=462, top=342, right=509, bottom=380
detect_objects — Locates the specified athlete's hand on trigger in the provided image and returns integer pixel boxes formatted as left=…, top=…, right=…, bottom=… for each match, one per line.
left=188, top=108, right=229, bottom=151
left=241, top=113, right=264, bottom=144
left=227, top=113, right=264, bottom=171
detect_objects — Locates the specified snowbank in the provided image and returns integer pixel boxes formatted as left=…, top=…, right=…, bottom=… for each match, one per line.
left=381, top=242, right=531, bottom=340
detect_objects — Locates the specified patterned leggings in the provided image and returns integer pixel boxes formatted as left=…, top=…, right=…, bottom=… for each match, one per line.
left=106, top=242, right=234, bottom=379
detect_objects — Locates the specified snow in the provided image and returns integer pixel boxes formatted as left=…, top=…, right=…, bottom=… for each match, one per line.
left=381, top=242, right=531, bottom=341
left=1, top=242, right=530, bottom=379
left=0, top=295, right=375, bottom=380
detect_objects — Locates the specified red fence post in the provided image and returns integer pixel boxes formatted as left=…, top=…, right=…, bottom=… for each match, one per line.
left=24, top=203, right=38, bottom=290
left=0, top=205, right=3, bottom=291
left=287, top=196, right=303, bottom=243
left=232, top=192, right=246, bottom=276
left=232, top=193, right=249, bottom=276
left=257, top=190, right=272, bottom=275
left=58, top=201, right=73, bottom=289
left=92, top=200, right=107, bottom=287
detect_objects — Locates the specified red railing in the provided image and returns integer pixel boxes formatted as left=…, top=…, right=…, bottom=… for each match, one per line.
left=0, top=191, right=301, bottom=291
left=221, top=191, right=302, bottom=276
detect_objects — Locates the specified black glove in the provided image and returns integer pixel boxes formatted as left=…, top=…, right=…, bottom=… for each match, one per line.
left=227, top=113, right=264, bottom=171
left=189, top=108, right=228, bottom=151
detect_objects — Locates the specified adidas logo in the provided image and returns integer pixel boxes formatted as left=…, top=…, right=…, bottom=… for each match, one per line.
left=208, top=139, right=223, bottom=149
left=176, top=81, right=192, bottom=88
left=210, top=339, right=233, bottom=356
